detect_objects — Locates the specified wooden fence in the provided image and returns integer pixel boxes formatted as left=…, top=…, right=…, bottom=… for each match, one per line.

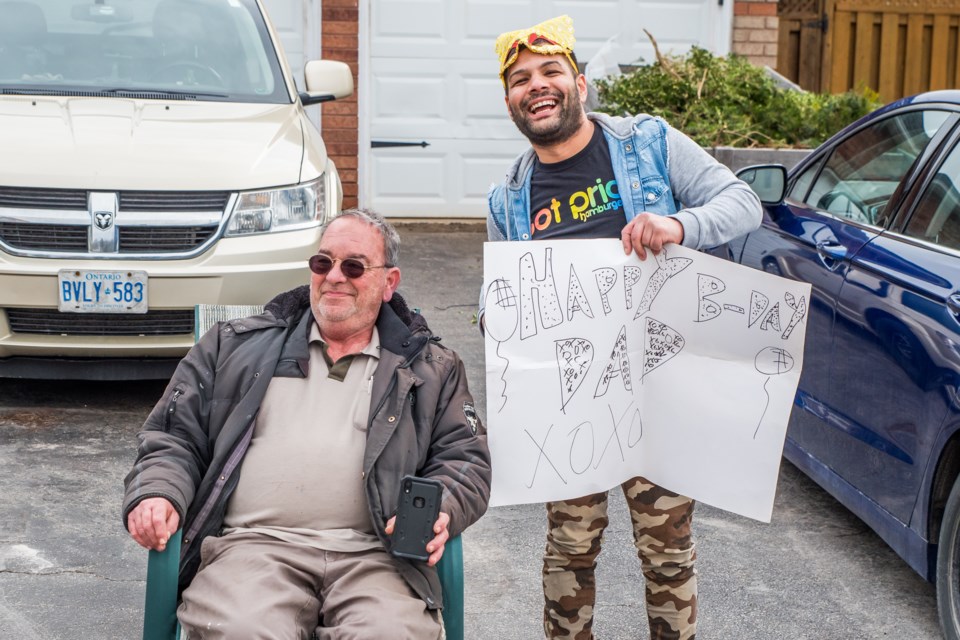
left=778, top=0, right=960, bottom=100
left=778, top=0, right=828, bottom=92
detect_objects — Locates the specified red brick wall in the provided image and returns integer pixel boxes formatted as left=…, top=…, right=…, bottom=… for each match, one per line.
left=321, top=0, right=359, bottom=209
left=732, top=0, right=778, bottom=69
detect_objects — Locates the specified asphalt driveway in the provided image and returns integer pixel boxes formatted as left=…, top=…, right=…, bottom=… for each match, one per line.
left=0, top=223, right=942, bottom=639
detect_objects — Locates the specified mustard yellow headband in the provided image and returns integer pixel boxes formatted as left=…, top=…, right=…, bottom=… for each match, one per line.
left=495, top=15, right=577, bottom=86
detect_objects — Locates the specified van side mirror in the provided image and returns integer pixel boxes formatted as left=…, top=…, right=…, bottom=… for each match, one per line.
left=736, top=164, right=787, bottom=205
left=300, top=60, right=354, bottom=106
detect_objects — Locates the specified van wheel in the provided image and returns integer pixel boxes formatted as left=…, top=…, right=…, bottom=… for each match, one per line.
left=937, top=476, right=960, bottom=639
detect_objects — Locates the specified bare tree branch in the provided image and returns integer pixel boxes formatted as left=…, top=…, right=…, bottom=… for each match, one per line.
left=643, top=29, right=682, bottom=81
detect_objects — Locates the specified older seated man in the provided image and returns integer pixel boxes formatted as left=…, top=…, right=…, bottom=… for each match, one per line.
left=123, top=208, right=491, bottom=640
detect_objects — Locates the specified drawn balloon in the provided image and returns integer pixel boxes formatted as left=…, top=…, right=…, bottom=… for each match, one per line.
left=753, top=346, right=795, bottom=438
left=484, top=278, right=519, bottom=343
left=484, top=278, right=519, bottom=412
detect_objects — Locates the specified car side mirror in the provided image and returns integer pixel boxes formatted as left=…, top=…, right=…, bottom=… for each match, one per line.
left=736, top=164, right=787, bottom=206
left=300, top=60, right=354, bottom=106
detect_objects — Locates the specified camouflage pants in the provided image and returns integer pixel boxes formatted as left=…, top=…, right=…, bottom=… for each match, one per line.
left=542, top=476, right=697, bottom=640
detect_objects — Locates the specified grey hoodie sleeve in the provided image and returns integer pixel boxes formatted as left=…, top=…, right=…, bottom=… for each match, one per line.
left=665, top=125, right=763, bottom=250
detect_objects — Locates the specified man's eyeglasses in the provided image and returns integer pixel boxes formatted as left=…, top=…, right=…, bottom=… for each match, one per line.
left=308, top=254, right=387, bottom=279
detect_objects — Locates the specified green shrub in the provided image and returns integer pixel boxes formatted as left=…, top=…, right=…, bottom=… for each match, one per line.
left=594, top=45, right=881, bottom=148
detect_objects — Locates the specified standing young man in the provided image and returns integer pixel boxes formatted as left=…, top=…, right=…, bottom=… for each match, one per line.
left=486, top=16, right=762, bottom=640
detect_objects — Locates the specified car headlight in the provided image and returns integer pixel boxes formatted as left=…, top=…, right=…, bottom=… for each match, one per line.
left=225, top=176, right=326, bottom=236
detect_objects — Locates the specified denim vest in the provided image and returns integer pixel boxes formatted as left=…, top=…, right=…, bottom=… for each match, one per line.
left=488, top=113, right=680, bottom=241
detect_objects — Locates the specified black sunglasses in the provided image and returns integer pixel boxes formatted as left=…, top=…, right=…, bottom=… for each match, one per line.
left=308, top=253, right=387, bottom=279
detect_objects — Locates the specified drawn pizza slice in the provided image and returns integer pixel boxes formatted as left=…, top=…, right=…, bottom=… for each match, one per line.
left=643, top=318, right=685, bottom=379
left=748, top=290, right=769, bottom=327
left=555, top=337, right=594, bottom=411
left=634, top=254, right=693, bottom=318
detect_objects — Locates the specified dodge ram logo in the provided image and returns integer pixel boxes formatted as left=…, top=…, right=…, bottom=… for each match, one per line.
left=94, top=211, right=113, bottom=230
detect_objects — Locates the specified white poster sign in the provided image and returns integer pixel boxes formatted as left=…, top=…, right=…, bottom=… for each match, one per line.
left=483, top=239, right=811, bottom=522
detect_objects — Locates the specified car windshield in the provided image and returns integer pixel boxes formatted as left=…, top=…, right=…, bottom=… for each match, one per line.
left=0, top=0, right=290, bottom=103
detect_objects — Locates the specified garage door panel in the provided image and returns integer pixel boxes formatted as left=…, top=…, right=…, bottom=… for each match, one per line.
left=374, top=0, right=446, bottom=39
left=375, top=76, right=446, bottom=119
left=554, top=2, right=622, bottom=44
left=636, top=3, right=709, bottom=45
left=370, top=140, right=528, bottom=217
left=463, top=154, right=524, bottom=199
left=371, top=59, right=519, bottom=141
left=465, top=3, right=541, bottom=39
left=464, top=77, right=511, bottom=123
left=374, top=154, right=448, bottom=199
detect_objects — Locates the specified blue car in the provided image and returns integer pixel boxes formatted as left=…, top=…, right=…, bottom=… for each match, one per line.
left=714, top=91, right=960, bottom=638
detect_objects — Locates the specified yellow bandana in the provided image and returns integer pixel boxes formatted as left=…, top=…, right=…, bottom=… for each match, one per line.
left=495, top=15, right=577, bottom=87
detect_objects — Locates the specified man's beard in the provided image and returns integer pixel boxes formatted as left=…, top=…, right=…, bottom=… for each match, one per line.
left=509, top=88, right=585, bottom=147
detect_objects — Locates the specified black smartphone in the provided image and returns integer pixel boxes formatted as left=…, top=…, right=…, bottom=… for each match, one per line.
left=390, top=475, right=443, bottom=562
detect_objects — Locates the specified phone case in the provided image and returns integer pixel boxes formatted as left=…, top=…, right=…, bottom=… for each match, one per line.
left=390, top=475, right=442, bottom=562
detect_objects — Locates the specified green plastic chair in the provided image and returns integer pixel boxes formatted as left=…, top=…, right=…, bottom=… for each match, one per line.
left=140, top=304, right=465, bottom=640
left=142, top=532, right=464, bottom=640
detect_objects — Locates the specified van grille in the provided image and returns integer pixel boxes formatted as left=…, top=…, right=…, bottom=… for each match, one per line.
left=119, top=227, right=218, bottom=252
left=7, top=309, right=195, bottom=336
left=0, top=187, right=87, bottom=210
left=0, top=223, right=88, bottom=251
left=0, top=189, right=231, bottom=256
left=120, top=191, right=230, bottom=212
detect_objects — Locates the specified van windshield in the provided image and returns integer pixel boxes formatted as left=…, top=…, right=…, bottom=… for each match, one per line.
left=0, top=0, right=290, bottom=103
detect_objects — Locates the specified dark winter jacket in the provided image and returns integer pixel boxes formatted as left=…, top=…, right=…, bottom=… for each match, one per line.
left=122, top=285, right=491, bottom=609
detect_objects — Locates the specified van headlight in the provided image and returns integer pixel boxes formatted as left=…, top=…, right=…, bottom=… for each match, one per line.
left=225, top=176, right=326, bottom=236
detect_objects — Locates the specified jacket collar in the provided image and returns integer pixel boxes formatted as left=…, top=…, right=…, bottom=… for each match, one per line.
left=262, top=285, right=433, bottom=370
left=375, top=297, right=431, bottom=365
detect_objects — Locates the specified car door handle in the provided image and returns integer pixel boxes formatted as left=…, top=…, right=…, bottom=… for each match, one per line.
left=948, top=292, right=960, bottom=317
left=816, top=241, right=847, bottom=270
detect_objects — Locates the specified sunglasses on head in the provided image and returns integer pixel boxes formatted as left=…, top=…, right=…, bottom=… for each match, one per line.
left=506, top=34, right=559, bottom=62
left=308, top=253, right=387, bottom=279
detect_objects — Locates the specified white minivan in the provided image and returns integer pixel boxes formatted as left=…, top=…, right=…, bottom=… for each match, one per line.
left=0, top=0, right=353, bottom=378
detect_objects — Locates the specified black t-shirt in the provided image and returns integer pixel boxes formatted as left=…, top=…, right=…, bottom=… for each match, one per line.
left=529, top=124, right=625, bottom=239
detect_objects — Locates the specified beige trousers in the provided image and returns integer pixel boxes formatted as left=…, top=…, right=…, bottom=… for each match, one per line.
left=178, top=531, right=441, bottom=640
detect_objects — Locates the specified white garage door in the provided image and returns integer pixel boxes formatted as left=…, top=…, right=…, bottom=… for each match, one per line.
left=362, top=0, right=733, bottom=218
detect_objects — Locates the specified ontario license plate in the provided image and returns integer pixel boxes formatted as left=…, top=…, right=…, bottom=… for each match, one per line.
left=57, top=270, right=148, bottom=314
